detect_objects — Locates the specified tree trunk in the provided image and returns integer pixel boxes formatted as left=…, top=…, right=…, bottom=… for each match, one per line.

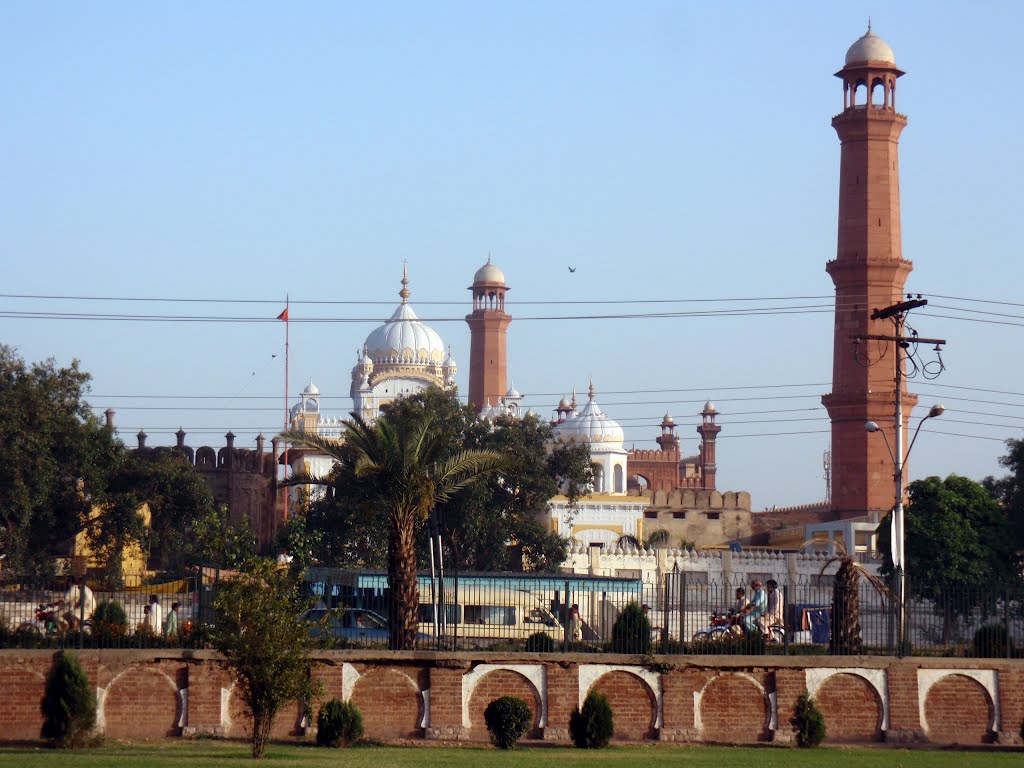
left=388, top=517, right=420, bottom=651
left=251, top=705, right=273, bottom=759
left=830, top=558, right=863, bottom=655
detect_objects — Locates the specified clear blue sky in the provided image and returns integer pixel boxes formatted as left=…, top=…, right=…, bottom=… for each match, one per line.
left=3, top=2, right=1022, bottom=509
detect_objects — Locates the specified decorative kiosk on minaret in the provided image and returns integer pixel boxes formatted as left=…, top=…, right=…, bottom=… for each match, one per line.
left=821, top=25, right=918, bottom=520
left=466, top=258, right=511, bottom=412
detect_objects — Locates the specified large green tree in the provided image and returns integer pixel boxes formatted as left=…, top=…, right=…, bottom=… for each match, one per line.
left=285, top=397, right=506, bottom=650
left=285, top=388, right=593, bottom=574
left=984, top=437, right=1024, bottom=552
left=0, top=346, right=122, bottom=577
left=878, top=474, right=1021, bottom=642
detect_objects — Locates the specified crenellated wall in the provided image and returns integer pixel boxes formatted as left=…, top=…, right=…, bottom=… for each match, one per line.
left=2, top=650, right=1020, bottom=746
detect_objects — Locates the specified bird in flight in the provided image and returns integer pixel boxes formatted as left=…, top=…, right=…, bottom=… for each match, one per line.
left=568, top=266, right=576, bottom=273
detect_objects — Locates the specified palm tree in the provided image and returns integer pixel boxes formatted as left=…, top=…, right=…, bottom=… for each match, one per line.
left=616, top=528, right=671, bottom=550
left=814, top=542, right=888, bottom=655
left=284, top=411, right=505, bottom=649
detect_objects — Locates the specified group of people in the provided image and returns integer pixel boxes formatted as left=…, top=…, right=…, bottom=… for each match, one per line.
left=733, top=579, right=784, bottom=638
left=139, top=594, right=181, bottom=638
left=60, top=577, right=181, bottom=639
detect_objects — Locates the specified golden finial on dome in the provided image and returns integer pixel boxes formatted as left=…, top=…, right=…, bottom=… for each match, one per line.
left=399, top=261, right=410, bottom=302
left=588, top=379, right=595, bottom=401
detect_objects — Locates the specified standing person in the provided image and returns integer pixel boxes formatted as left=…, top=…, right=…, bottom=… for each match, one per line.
left=569, top=604, right=582, bottom=642
left=759, top=580, right=784, bottom=639
left=62, top=576, right=96, bottom=631
left=741, top=579, right=767, bottom=635
left=164, top=602, right=179, bottom=640
left=140, top=604, right=153, bottom=634
left=149, top=594, right=163, bottom=635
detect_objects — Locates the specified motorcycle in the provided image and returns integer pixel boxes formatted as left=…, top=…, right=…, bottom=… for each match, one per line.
left=19, top=604, right=68, bottom=636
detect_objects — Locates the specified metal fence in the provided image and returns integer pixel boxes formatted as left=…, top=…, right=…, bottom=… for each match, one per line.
left=2, top=568, right=1020, bottom=658
left=0, top=572, right=206, bottom=650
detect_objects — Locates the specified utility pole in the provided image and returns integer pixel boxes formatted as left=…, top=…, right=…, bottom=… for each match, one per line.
left=854, top=296, right=946, bottom=652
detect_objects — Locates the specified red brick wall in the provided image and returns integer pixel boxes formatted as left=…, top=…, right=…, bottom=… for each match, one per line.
left=0, top=662, right=47, bottom=740
left=698, top=672, right=769, bottom=743
left=924, top=674, right=994, bottom=745
left=466, top=669, right=540, bottom=741
left=1, top=650, right=1021, bottom=748
left=816, top=673, right=882, bottom=742
left=102, top=664, right=184, bottom=739
left=351, top=667, right=425, bottom=740
left=589, top=670, right=656, bottom=741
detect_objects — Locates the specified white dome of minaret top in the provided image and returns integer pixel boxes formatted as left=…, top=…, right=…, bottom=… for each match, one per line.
left=362, top=265, right=447, bottom=365
left=844, top=21, right=895, bottom=66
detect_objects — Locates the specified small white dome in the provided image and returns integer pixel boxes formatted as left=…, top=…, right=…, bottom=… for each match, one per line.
left=558, top=396, right=571, bottom=409
left=662, top=412, right=674, bottom=424
left=845, top=25, right=895, bottom=66
left=505, top=383, right=521, bottom=399
left=553, top=384, right=624, bottom=447
left=303, top=381, right=320, bottom=396
left=473, top=258, right=506, bottom=285
left=703, top=400, right=717, bottom=414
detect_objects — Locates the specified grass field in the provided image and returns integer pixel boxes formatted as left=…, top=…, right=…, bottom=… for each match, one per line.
left=0, top=741, right=1020, bottom=768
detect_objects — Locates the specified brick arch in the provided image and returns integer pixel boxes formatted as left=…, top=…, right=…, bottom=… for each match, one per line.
left=698, top=672, right=769, bottom=744
left=466, top=669, right=541, bottom=741
left=3, top=667, right=47, bottom=740
left=815, top=672, right=883, bottom=742
left=224, top=681, right=305, bottom=740
left=351, top=669, right=423, bottom=740
left=103, top=666, right=180, bottom=738
left=587, top=670, right=657, bottom=741
left=923, top=673, right=995, bottom=744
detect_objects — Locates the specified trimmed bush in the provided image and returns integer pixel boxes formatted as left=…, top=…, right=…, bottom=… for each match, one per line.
left=524, top=631, right=554, bottom=653
left=316, top=698, right=363, bottom=747
left=41, top=651, right=97, bottom=747
left=608, top=602, right=652, bottom=654
left=484, top=696, right=532, bottom=749
left=91, top=600, right=128, bottom=646
left=569, top=690, right=614, bottom=749
left=972, top=623, right=1013, bottom=658
left=790, top=692, right=825, bottom=748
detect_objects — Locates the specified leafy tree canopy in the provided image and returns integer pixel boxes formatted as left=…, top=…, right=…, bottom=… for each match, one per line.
left=0, top=346, right=122, bottom=577
left=879, top=474, right=1022, bottom=597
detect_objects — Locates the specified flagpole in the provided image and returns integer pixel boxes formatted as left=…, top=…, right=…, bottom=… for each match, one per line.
left=283, top=294, right=290, bottom=489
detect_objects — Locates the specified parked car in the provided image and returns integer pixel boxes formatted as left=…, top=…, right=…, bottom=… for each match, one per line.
left=301, top=607, right=431, bottom=645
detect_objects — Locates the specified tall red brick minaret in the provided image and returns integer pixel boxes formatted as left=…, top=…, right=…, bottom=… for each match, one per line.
left=466, top=258, right=511, bottom=411
left=822, top=25, right=918, bottom=520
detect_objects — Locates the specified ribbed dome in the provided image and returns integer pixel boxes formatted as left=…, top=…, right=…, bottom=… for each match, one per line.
left=845, top=25, right=895, bottom=65
left=364, top=302, right=446, bottom=365
left=553, top=384, right=624, bottom=447
left=302, top=381, right=320, bottom=396
left=473, top=257, right=506, bottom=285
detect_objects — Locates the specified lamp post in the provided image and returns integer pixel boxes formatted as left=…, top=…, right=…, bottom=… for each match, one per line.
left=865, top=403, right=944, bottom=651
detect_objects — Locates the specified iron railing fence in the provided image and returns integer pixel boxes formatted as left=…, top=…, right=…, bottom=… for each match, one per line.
left=2, top=567, right=1020, bottom=658
left=0, top=572, right=206, bottom=650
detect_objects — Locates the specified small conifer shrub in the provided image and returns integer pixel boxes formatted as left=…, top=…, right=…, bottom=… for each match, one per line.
left=484, top=696, right=532, bottom=749
left=790, top=692, right=826, bottom=748
left=608, top=602, right=652, bottom=654
left=41, top=650, right=97, bottom=747
left=316, top=698, right=363, bottom=747
left=569, top=690, right=614, bottom=748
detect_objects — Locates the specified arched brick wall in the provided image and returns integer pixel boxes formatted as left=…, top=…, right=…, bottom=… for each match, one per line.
left=0, top=667, right=46, bottom=740
left=104, top=666, right=182, bottom=738
left=351, top=668, right=424, bottom=740
left=466, top=669, right=540, bottom=741
left=225, top=685, right=304, bottom=740
left=815, top=672, right=882, bottom=742
left=924, top=674, right=994, bottom=745
left=699, top=673, right=768, bottom=744
left=589, top=670, right=656, bottom=741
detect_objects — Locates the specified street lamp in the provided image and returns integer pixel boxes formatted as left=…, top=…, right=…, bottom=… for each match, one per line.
left=865, top=403, right=944, bottom=650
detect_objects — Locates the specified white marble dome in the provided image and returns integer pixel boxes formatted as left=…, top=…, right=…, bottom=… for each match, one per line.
left=363, top=302, right=446, bottom=365
left=845, top=25, right=895, bottom=65
left=473, top=258, right=506, bottom=285
left=554, top=384, right=624, bottom=447
left=302, top=381, right=320, bottom=396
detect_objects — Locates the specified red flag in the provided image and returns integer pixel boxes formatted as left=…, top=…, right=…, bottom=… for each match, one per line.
left=277, top=307, right=289, bottom=321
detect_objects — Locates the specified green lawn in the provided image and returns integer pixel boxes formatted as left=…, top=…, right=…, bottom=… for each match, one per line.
left=0, top=741, right=1020, bottom=768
